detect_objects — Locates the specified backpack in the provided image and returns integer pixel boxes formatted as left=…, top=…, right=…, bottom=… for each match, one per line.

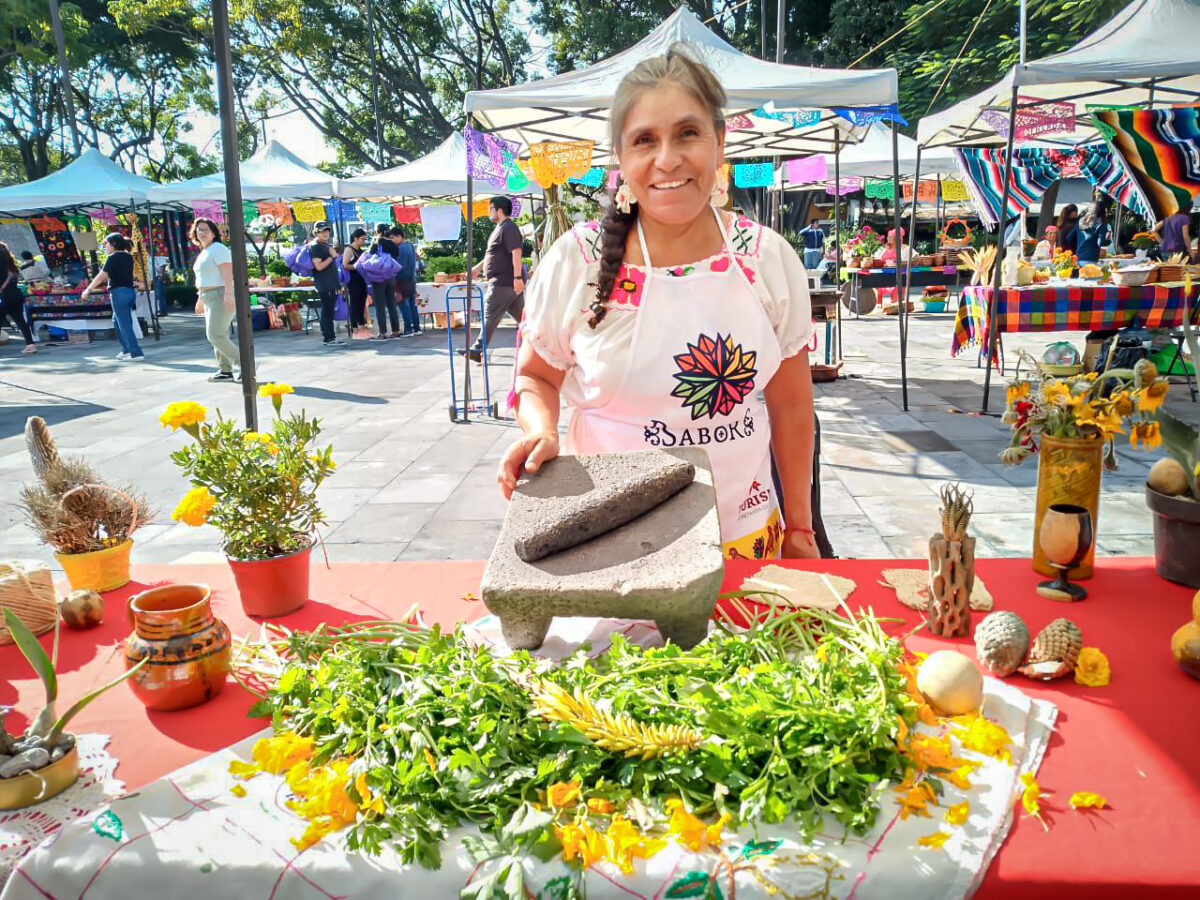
left=284, top=243, right=315, bottom=276
left=355, top=248, right=402, bottom=285
left=335, top=254, right=352, bottom=286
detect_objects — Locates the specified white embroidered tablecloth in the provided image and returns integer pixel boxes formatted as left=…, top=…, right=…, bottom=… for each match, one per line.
left=1, top=620, right=1056, bottom=900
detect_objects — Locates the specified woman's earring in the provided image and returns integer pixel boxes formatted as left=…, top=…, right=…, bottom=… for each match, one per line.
left=614, top=182, right=637, bottom=214
left=711, top=166, right=730, bottom=207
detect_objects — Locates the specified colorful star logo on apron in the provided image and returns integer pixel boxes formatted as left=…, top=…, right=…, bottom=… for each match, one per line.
left=670, top=333, right=758, bottom=420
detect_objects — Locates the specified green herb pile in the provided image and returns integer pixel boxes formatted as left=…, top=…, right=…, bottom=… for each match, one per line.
left=246, top=608, right=914, bottom=870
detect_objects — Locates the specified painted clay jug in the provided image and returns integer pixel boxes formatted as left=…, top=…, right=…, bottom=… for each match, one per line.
left=124, top=583, right=231, bottom=711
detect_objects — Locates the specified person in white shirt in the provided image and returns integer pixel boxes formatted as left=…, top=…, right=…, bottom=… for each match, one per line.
left=18, top=251, right=51, bottom=282
left=190, top=218, right=241, bottom=382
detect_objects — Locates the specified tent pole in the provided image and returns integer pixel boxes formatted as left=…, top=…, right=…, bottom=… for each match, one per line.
left=137, top=198, right=159, bottom=340
left=833, top=131, right=843, bottom=367
left=212, top=0, right=258, bottom=429
left=904, top=145, right=923, bottom=346
left=982, top=86, right=1020, bottom=414
left=891, top=121, right=908, bottom=411
left=462, top=168, right=475, bottom=423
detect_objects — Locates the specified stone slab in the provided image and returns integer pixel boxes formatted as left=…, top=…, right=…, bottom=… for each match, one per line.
left=509, top=451, right=695, bottom=562
left=481, top=448, right=721, bottom=650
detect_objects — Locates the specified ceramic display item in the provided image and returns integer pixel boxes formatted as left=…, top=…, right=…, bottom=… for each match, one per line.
left=1146, top=485, right=1200, bottom=588
left=0, top=741, right=79, bottom=811
left=927, top=483, right=975, bottom=637
left=227, top=542, right=312, bottom=617
left=974, top=610, right=1031, bottom=677
left=1170, top=590, right=1200, bottom=680
left=124, top=583, right=231, bottom=711
left=1036, top=504, right=1093, bottom=601
left=1019, top=617, right=1083, bottom=680
left=1033, top=434, right=1102, bottom=579
left=60, top=588, right=104, bottom=629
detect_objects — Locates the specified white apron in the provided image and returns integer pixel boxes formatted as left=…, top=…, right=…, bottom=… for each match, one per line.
left=567, top=207, right=785, bottom=560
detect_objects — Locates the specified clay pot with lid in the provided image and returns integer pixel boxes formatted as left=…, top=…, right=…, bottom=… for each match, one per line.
left=124, top=584, right=231, bottom=711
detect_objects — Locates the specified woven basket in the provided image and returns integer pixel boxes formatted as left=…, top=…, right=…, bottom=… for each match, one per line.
left=0, top=561, right=57, bottom=644
left=1156, top=264, right=1185, bottom=284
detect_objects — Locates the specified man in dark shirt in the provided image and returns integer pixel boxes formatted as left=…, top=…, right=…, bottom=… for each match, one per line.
left=798, top=217, right=825, bottom=270
left=459, top=195, right=524, bottom=362
left=371, top=223, right=402, bottom=339
left=391, top=226, right=421, bottom=336
left=308, top=222, right=344, bottom=347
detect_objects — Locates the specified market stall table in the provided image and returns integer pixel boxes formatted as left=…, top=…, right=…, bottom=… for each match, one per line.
left=0, top=557, right=1196, bottom=898
left=952, top=282, right=1200, bottom=363
left=25, top=290, right=155, bottom=341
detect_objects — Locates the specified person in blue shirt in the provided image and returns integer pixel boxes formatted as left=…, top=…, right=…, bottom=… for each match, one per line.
left=390, top=226, right=421, bottom=336
left=798, top=217, right=825, bottom=270
left=1069, top=202, right=1110, bottom=264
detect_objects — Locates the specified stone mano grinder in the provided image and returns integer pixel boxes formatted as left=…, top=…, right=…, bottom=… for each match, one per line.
left=481, top=448, right=722, bottom=650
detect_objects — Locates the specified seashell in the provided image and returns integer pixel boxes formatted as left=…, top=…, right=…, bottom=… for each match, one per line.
left=974, top=610, right=1030, bottom=677
left=1019, top=617, right=1082, bottom=681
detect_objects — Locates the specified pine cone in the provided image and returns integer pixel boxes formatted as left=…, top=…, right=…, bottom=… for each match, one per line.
left=1019, top=618, right=1082, bottom=681
left=25, top=416, right=60, bottom=482
left=974, top=611, right=1030, bottom=677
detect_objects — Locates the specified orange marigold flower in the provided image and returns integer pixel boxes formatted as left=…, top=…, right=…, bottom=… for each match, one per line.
left=548, top=781, right=582, bottom=809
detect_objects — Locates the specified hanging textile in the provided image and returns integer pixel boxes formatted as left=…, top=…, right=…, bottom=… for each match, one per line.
left=392, top=205, right=422, bottom=224
left=505, top=155, right=531, bottom=193
left=528, top=141, right=594, bottom=187
left=31, top=220, right=80, bottom=268
left=940, top=178, right=970, bottom=202
left=90, top=208, right=119, bottom=227
left=863, top=178, right=895, bottom=200
left=324, top=199, right=357, bottom=223
left=901, top=180, right=939, bottom=203
left=725, top=113, right=755, bottom=132
left=0, top=219, right=42, bottom=260
left=733, top=162, right=773, bottom=188
left=953, top=143, right=1149, bottom=227
left=568, top=167, right=606, bottom=188
left=465, top=126, right=520, bottom=188
left=419, top=205, right=462, bottom=242
left=357, top=202, right=393, bottom=225
left=65, top=213, right=90, bottom=230
left=192, top=200, right=225, bottom=223
left=785, top=156, right=828, bottom=184
left=981, top=97, right=1076, bottom=141
left=1093, top=106, right=1200, bottom=219
left=291, top=199, right=327, bottom=222
left=1086, top=104, right=1140, bottom=141
left=754, top=106, right=821, bottom=129
left=256, top=201, right=294, bottom=227
left=833, top=105, right=908, bottom=127
left=825, top=177, right=863, bottom=196
left=241, top=202, right=259, bottom=226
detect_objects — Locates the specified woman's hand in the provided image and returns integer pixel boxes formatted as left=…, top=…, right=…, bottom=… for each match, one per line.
left=194, top=297, right=205, bottom=314
left=497, top=431, right=560, bottom=499
left=781, top=528, right=820, bottom=559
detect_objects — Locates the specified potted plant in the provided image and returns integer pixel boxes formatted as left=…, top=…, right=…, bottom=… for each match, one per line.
left=19, top=417, right=152, bottom=593
left=1052, top=249, right=1078, bottom=279
left=161, top=385, right=336, bottom=617
left=1, top=610, right=145, bottom=810
left=1000, top=353, right=1161, bottom=579
left=1130, top=231, right=1159, bottom=260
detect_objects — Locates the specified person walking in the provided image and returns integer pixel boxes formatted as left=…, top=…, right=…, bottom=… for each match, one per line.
left=18, top=251, right=50, bottom=282
left=1155, top=209, right=1193, bottom=260
left=309, top=221, right=344, bottom=347
left=342, top=228, right=369, bottom=334
left=188, top=217, right=242, bottom=381
left=798, top=217, right=825, bottom=270
left=460, top=195, right=524, bottom=362
left=0, top=242, right=37, bottom=354
left=1072, top=202, right=1111, bottom=264
left=370, top=223, right=401, bottom=340
left=1055, top=204, right=1079, bottom=252
left=392, top=226, right=421, bottom=336
left=81, top=233, right=144, bottom=360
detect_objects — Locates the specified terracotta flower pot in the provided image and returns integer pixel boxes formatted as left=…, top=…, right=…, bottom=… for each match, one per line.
left=124, top=583, right=231, bottom=711
left=1033, top=434, right=1102, bottom=579
left=1146, top=485, right=1200, bottom=588
left=227, top=543, right=312, bottom=617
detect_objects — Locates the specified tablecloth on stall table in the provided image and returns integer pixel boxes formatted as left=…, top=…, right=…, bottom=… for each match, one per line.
left=1, top=614, right=1055, bottom=900
left=951, top=283, right=1200, bottom=356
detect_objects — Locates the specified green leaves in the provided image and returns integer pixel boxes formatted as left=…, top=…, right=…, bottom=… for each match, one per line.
left=4, top=608, right=58, bottom=737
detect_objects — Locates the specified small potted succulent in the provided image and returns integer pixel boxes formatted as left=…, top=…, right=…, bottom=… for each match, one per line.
left=161, top=384, right=336, bottom=617
left=1, top=610, right=145, bottom=810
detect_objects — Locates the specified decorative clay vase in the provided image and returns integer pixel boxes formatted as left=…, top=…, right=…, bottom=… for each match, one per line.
left=1033, top=434, right=1102, bottom=579
left=124, top=583, right=231, bottom=711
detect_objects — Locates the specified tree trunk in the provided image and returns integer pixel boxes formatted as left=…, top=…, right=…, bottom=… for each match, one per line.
left=927, top=533, right=975, bottom=637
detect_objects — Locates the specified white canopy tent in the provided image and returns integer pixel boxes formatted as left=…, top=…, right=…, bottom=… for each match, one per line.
left=147, top=140, right=339, bottom=203
left=782, top=127, right=958, bottom=190
left=465, top=6, right=898, bottom=160
left=0, top=148, right=159, bottom=214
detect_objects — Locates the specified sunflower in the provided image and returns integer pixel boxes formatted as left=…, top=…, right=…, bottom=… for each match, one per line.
left=1136, top=381, right=1169, bottom=412
left=1109, top=391, right=1136, bottom=418
left=1130, top=420, right=1163, bottom=451
left=1006, top=381, right=1031, bottom=406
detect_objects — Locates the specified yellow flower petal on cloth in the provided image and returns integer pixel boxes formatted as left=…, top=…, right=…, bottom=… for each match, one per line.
left=1074, top=647, right=1111, bottom=687
left=227, top=759, right=260, bottom=780
left=918, top=831, right=950, bottom=849
left=945, top=802, right=969, bottom=826
left=1069, top=791, right=1108, bottom=810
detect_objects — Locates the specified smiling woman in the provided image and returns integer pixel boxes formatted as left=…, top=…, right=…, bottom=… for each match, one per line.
left=500, top=44, right=819, bottom=561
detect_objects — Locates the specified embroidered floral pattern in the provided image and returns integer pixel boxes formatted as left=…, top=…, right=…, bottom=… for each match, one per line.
left=666, top=265, right=695, bottom=277
left=610, top=265, right=647, bottom=307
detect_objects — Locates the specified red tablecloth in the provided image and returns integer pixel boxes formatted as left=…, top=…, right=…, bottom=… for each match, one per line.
left=2, top=558, right=1198, bottom=898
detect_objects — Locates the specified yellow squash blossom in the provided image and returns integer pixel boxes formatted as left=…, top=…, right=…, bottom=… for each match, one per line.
left=159, top=401, right=207, bottom=432
left=1019, top=773, right=1048, bottom=830
left=1136, top=381, right=1169, bottom=412
left=1006, top=382, right=1031, bottom=405
left=171, top=486, right=216, bottom=526
left=557, top=822, right=606, bottom=868
left=665, top=799, right=730, bottom=851
left=1130, top=420, right=1163, bottom=451
left=918, top=830, right=950, bottom=849
left=945, top=802, right=969, bottom=826
left=251, top=731, right=315, bottom=774
left=1069, top=791, right=1107, bottom=810
left=1074, top=647, right=1111, bottom=687
left=587, top=797, right=616, bottom=815
left=605, top=815, right=666, bottom=874
left=548, top=781, right=582, bottom=809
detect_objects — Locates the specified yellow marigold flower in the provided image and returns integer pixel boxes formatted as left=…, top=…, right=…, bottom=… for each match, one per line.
left=171, top=486, right=216, bottom=527
left=227, top=759, right=260, bottom=780
left=1006, top=381, right=1031, bottom=405
left=1136, top=381, right=1169, bottom=412
left=1074, top=647, right=1111, bottom=687
left=230, top=783, right=247, bottom=798
left=1130, top=420, right=1163, bottom=451
left=1019, top=773, right=1048, bottom=830
left=918, top=830, right=950, bottom=849
left=605, top=814, right=666, bottom=874
left=258, top=382, right=295, bottom=398
left=945, top=802, right=969, bottom=826
left=251, top=731, right=314, bottom=774
left=159, top=401, right=207, bottom=432
left=665, top=799, right=729, bottom=851
left=548, top=781, right=582, bottom=809
left=907, top=733, right=965, bottom=772
left=244, top=431, right=280, bottom=454
left=1069, top=791, right=1107, bottom=810
left=587, top=797, right=617, bottom=815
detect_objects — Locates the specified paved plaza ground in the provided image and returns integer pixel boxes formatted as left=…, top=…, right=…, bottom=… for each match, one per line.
left=1, top=303, right=1186, bottom=567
